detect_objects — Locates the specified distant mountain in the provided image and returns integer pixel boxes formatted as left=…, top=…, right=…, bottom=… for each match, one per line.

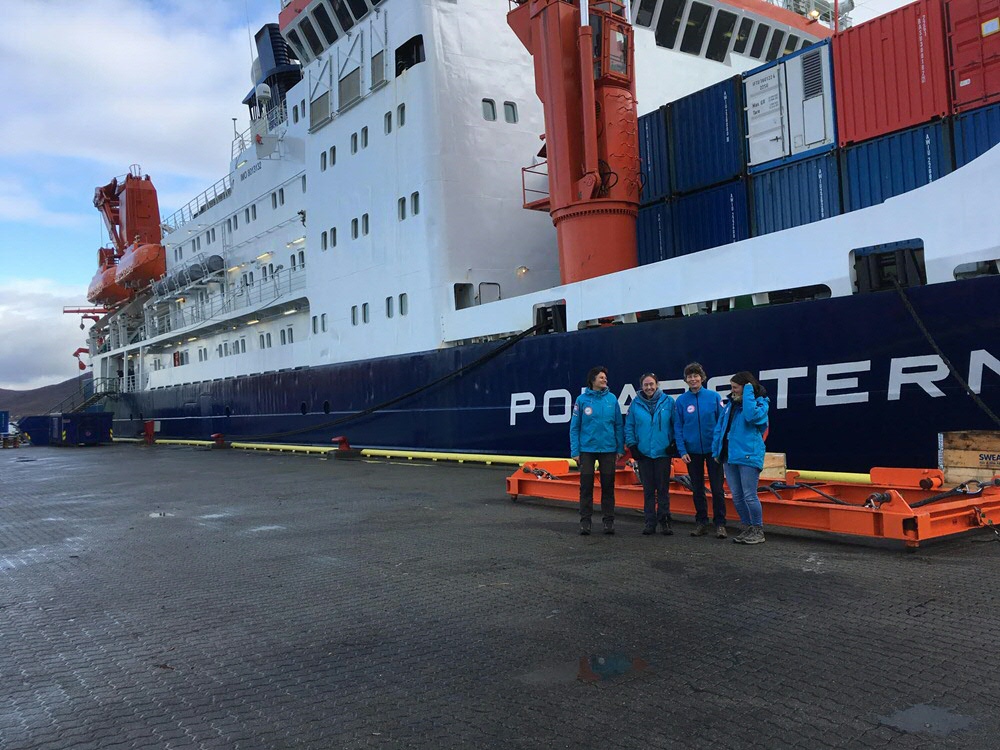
left=0, top=375, right=93, bottom=420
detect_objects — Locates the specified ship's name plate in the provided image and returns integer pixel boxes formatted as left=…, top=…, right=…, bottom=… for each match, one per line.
left=240, top=162, right=262, bottom=181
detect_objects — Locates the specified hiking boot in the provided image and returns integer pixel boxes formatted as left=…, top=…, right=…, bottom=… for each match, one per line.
left=690, top=522, right=709, bottom=537
left=732, top=526, right=751, bottom=544
left=659, top=519, right=673, bottom=536
left=642, top=524, right=655, bottom=536
left=715, top=525, right=728, bottom=539
left=743, top=525, right=766, bottom=545
left=580, top=520, right=592, bottom=536
left=603, top=519, right=615, bottom=535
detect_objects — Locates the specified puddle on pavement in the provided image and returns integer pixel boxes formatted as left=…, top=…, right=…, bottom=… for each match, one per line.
left=148, top=512, right=175, bottom=518
left=879, top=704, right=973, bottom=736
left=519, top=654, right=649, bottom=686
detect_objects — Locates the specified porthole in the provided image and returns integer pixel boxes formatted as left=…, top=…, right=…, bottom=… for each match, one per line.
left=323, top=400, right=331, bottom=414
left=300, top=402, right=308, bottom=415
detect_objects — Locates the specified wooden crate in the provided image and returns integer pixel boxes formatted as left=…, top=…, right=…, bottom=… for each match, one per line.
left=761, top=452, right=786, bottom=481
left=938, top=431, right=1000, bottom=485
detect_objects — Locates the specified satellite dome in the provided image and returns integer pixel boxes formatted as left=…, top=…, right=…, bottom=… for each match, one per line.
left=255, top=84, right=272, bottom=103
left=251, top=57, right=262, bottom=84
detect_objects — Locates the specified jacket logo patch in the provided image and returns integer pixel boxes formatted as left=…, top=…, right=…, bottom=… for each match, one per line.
left=686, top=404, right=695, bottom=413
left=584, top=407, right=593, bottom=416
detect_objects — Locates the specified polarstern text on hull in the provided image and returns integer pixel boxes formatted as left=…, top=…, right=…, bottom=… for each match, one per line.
left=509, top=349, right=1000, bottom=425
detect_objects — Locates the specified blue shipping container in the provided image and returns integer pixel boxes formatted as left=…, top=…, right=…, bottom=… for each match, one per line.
left=842, top=120, right=953, bottom=212
left=751, top=152, right=841, bottom=236
left=673, top=179, right=750, bottom=257
left=637, top=201, right=675, bottom=265
left=953, top=101, right=1000, bottom=168
left=638, top=107, right=671, bottom=205
left=669, top=76, right=745, bottom=195
left=47, top=412, right=113, bottom=446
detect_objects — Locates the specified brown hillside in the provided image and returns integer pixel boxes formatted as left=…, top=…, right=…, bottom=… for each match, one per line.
left=0, top=375, right=93, bottom=421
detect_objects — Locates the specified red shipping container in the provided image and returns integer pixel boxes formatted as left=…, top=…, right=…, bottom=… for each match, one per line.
left=948, top=0, right=1000, bottom=112
left=834, top=0, right=952, bottom=145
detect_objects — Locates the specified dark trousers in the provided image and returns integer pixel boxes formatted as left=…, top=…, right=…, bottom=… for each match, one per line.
left=579, top=452, right=616, bottom=523
left=688, top=453, right=726, bottom=526
left=637, top=455, right=671, bottom=526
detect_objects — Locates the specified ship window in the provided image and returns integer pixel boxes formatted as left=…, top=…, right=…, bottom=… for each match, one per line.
left=954, top=259, right=1000, bottom=280
left=321, top=151, right=327, bottom=171
left=853, top=240, right=926, bottom=294
left=266, top=332, right=271, bottom=347
left=322, top=231, right=328, bottom=250
left=362, top=302, right=370, bottom=323
left=385, top=111, right=392, bottom=133
left=750, top=24, right=770, bottom=58
left=330, top=146, right=336, bottom=165
left=249, top=271, right=254, bottom=285
left=321, top=313, right=328, bottom=332
left=290, top=254, right=297, bottom=269
left=351, top=305, right=358, bottom=325
left=302, top=176, right=306, bottom=193
left=733, top=18, right=753, bottom=54
left=504, top=101, right=518, bottom=123
left=286, top=30, right=309, bottom=63
left=272, top=192, right=278, bottom=209
left=479, top=282, right=501, bottom=304
left=454, top=283, right=475, bottom=310
left=293, top=104, right=299, bottom=123
left=362, top=213, right=369, bottom=235
left=352, top=218, right=359, bottom=238
left=680, top=3, right=713, bottom=55
left=636, top=0, right=657, bottom=27
left=252, top=205, right=257, bottom=220
left=655, top=0, right=685, bottom=48
left=240, top=338, right=247, bottom=354
left=706, top=10, right=738, bottom=61
left=287, top=327, right=294, bottom=344
left=331, top=0, right=354, bottom=31
left=330, top=228, right=336, bottom=247
left=482, top=99, right=497, bottom=121
left=386, top=295, right=394, bottom=318
left=398, top=104, right=406, bottom=126
left=323, top=400, right=330, bottom=414
left=262, top=265, right=268, bottom=282
left=312, top=4, right=339, bottom=45
left=372, top=50, right=385, bottom=88
left=346, top=0, right=368, bottom=20
left=233, top=213, right=238, bottom=230
left=398, top=197, right=407, bottom=221
left=339, top=67, right=361, bottom=108
left=351, top=133, right=358, bottom=153
left=280, top=329, right=286, bottom=345
left=279, top=188, right=284, bottom=205
left=312, top=315, right=318, bottom=333
left=765, top=30, right=785, bottom=61
left=211, top=228, right=216, bottom=242
left=396, top=35, right=425, bottom=75
left=411, top=192, right=420, bottom=215
left=298, top=250, right=305, bottom=266
left=298, top=18, right=324, bottom=57
left=399, top=293, right=408, bottom=315
left=226, top=218, right=232, bottom=233
left=784, top=34, right=800, bottom=55
left=361, top=126, right=368, bottom=148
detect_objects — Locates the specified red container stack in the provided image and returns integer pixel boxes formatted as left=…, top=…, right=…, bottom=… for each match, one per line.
left=834, top=0, right=952, bottom=145
left=947, top=0, right=1000, bottom=112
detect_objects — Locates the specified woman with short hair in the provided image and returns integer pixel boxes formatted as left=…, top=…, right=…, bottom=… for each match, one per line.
left=570, top=366, right=624, bottom=535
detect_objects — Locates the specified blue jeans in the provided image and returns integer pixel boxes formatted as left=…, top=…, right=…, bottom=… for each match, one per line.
left=724, top=463, right=763, bottom=527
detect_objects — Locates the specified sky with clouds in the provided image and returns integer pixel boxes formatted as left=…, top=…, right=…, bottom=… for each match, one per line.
left=0, top=0, right=910, bottom=391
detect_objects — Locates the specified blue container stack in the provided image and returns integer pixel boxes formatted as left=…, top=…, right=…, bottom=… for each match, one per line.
left=638, top=107, right=671, bottom=205
left=669, top=76, right=745, bottom=194
left=673, top=180, right=750, bottom=256
left=751, top=152, right=841, bottom=236
left=842, top=121, right=953, bottom=211
left=953, top=100, right=1000, bottom=168
left=637, top=202, right=675, bottom=265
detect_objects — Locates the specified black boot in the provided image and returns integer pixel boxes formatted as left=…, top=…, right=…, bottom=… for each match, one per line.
left=579, top=519, right=592, bottom=536
left=603, top=519, right=615, bottom=535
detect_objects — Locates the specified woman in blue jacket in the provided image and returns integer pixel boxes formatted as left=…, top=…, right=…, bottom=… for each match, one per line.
left=673, top=362, right=727, bottom=539
left=625, top=372, right=675, bottom=536
left=712, top=371, right=770, bottom=545
left=570, top=366, right=624, bottom=535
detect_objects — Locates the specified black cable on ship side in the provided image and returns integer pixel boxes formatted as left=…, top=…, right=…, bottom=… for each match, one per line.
left=893, top=279, right=1000, bottom=430
left=240, top=323, right=544, bottom=442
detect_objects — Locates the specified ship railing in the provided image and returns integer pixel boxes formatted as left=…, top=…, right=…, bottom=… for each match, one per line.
left=231, top=101, right=288, bottom=161
left=521, top=160, right=551, bottom=211
left=47, top=377, right=120, bottom=414
left=161, top=174, right=234, bottom=235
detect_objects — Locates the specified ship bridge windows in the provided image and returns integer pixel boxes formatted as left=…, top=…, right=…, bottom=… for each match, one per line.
left=299, top=17, right=325, bottom=57
left=784, top=34, right=801, bottom=55
left=286, top=30, right=309, bottom=64
left=765, top=30, right=786, bottom=61
left=733, top=17, right=753, bottom=54
left=312, top=4, right=339, bottom=45
left=680, top=3, right=712, bottom=55
left=635, top=0, right=657, bottom=27
left=706, top=10, right=738, bottom=62
left=331, top=0, right=355, bottom=31
left=654, top=0, right=685, bottom=48
left=749, top=24, right=770, bottom=58
left=396, top=35, right=425, bottom=76
left=853, top=240, right=926, bottom=294
left=346, top=0, right=369, bottom=20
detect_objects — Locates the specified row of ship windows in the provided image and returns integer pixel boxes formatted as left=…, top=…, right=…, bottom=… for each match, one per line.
left=319, top=104, right=407, bottom=171
left=350, top=294, right=409, bottom=326
left=239, top=252, right=307, bottom=287
left=318, top=193, right=421, bottom=249
left=483, top=100, right=518, bottom=124
left=178, top=325, right=298, bottom=366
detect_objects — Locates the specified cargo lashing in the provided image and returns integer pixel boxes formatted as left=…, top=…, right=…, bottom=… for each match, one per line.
left=507, top=461, right=1000, bottom=549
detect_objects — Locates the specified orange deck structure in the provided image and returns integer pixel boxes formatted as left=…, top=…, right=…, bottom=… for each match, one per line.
left=507, top=459, right=1000, bottom=549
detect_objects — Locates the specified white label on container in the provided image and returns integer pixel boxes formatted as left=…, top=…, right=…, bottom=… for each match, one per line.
left=982, top=17, right=1000, bottom=36
left=960, top=78, right=972, bottom=87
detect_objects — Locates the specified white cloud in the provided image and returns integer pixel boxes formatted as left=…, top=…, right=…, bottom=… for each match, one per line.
left=0, top=279, right=93, bottom=390
left=0, top=176, right=91, bottom=228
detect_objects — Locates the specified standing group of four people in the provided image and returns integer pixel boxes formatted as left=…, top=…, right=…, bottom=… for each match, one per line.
left=569, top=363, right=770, bottom=545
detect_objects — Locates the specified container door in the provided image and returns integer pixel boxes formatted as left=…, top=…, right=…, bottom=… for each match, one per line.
left=745, top=65, right=788, bottom=166
left=948, top=0, right=1000, bottom=111
left=787, top=43, right=836, bottom=154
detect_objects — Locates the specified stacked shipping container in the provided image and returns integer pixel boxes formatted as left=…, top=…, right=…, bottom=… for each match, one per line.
left=634, top=0, right=1000, bottom=266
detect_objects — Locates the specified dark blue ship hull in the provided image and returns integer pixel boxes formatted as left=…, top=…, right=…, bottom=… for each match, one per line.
left=113, top=276, right=1000, bottom=472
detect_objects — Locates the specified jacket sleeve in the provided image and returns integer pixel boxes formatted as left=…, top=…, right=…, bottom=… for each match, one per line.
left=616, top=409, right=625, bottom=454
left=711, top=404, right=726, bottom=459
left=569, top=398, right=582, bottom=456
left=624, top=405, right=636, bottom=447
left=673, top=397, right=686, bottom=455
left=740, top=384, right=769, bottom=426
left=664, top=396, right=675, bottom=447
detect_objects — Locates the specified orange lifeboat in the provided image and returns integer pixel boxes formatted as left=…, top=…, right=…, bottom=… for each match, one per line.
left=87, top=249, right=132, bottom=306
left=115, top=242, right=166, bottom=288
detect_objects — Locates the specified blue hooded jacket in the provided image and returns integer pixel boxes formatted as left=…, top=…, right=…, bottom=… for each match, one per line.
left=624, top=390, right=675, bottom=458
left=673, top=387, right=723, bottom=456
left=569, top=388, right=624, bottom=456
left=711, top=383, right=770, bottom=470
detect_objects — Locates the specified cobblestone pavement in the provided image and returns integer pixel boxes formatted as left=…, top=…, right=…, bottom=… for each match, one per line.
left=3, top=445, right=1000, bottom=749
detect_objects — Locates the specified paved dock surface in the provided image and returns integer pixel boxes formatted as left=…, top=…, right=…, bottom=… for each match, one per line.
left=3, top=445, right=1000, bottom=749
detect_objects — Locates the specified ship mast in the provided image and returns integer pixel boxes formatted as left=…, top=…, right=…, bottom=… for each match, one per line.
left=508, top=0, right=641, bottom=285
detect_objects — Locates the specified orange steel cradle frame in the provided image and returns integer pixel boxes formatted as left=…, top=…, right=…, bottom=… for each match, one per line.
left=506, top=460, right=1000, bottom=549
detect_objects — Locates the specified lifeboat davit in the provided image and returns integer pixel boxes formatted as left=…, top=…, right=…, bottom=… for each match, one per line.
left=87, top=263, right=131, bottom=307
left=115, top=242, right=166, bottom=288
